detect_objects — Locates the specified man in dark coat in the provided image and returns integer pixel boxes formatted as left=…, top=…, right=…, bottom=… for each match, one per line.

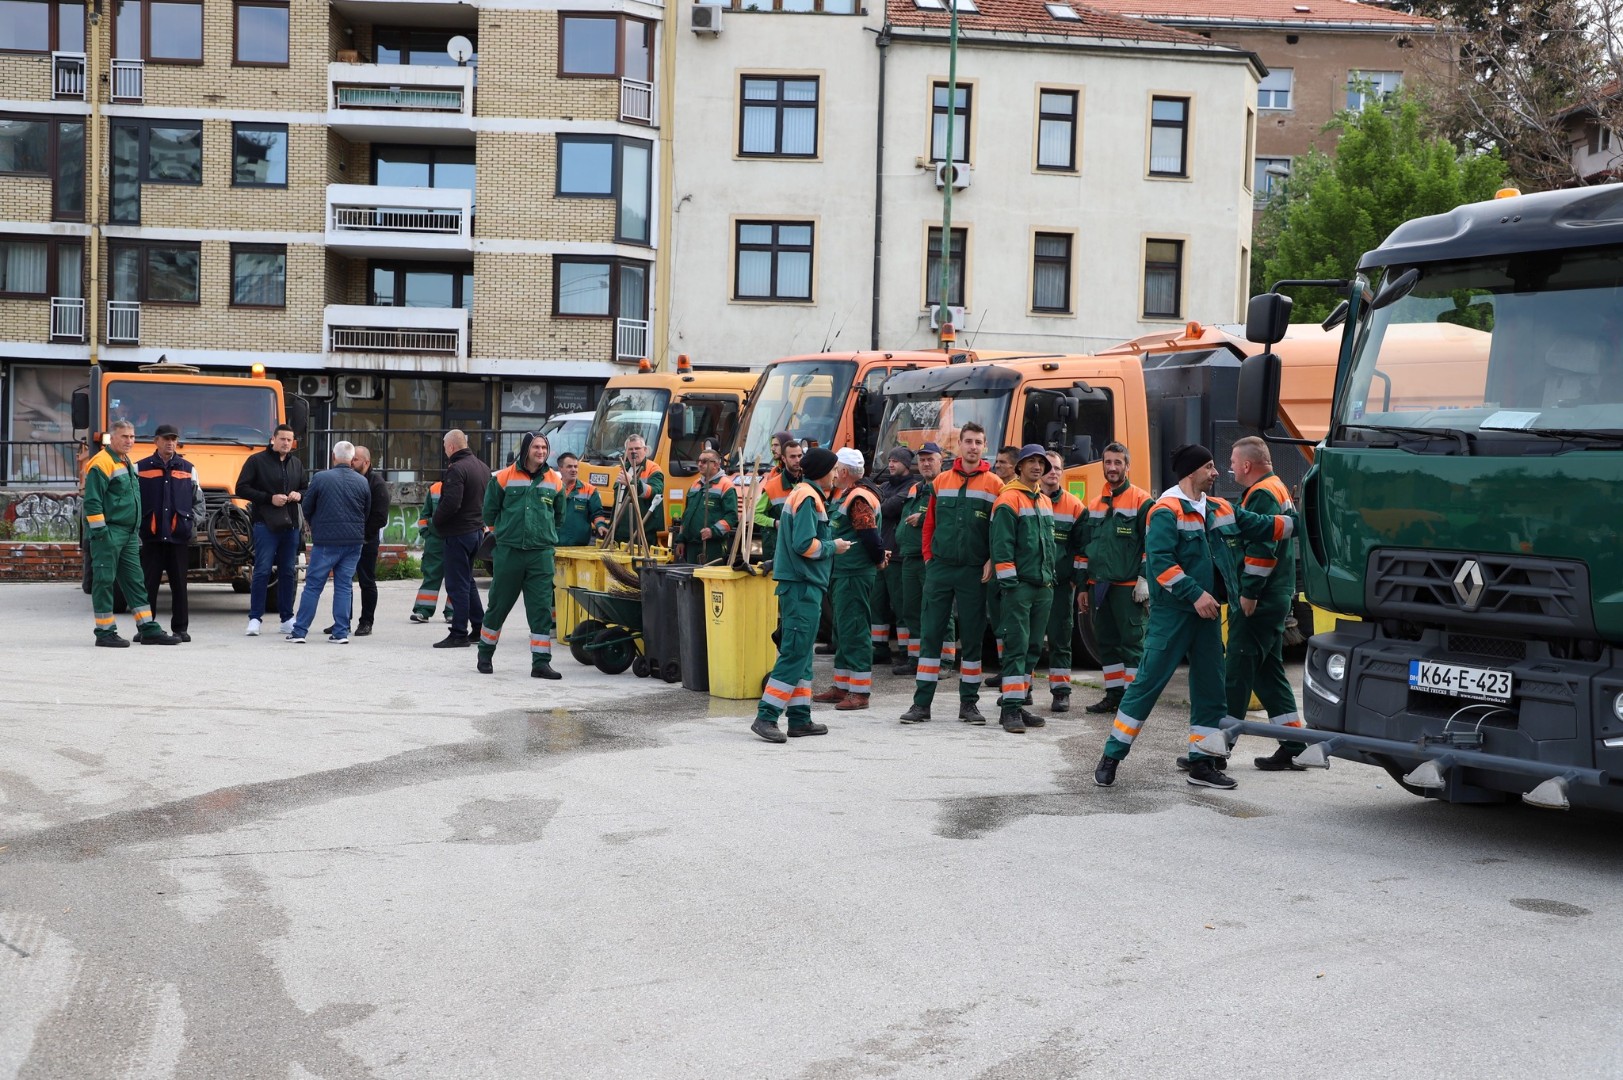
left=432, top=428, right=489, bottom=648
left=136, top=423, right=204, bottom=641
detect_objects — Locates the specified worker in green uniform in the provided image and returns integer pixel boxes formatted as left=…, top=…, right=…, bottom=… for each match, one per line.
left=410, top=479, right=455, bottom=624
left=871, top=447, right=916, bottom=665
left=612, top=434, right=664, bottom=544
left=1038, top=450, right=1086, bottom=712
left=1221, top=436, right=1307, bottom=772
left=750, top=433, right=801, bottom=562
left=1077, top=442, right=1151, bottom=715
left=891, top=442, right=941, bottom=676
left=675, top=447, right=738, bottom=564
left=556, top=452, right=609, bottom=547
left=477, top=431, right=567, bottom=679
left=752, top=448, right=851, bottom=743
left=814, top=448, right=886, bottom=710
left=990, top=445, right=1057, bottom=733
left=1093, top=444, right=1295, bottom=791
left=83, top=419, right=179, bottom=647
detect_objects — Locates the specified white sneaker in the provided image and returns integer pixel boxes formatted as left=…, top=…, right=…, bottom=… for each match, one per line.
left=279, top=618, right=296, bottom=634
left=245, top=618, right=261, bottom=636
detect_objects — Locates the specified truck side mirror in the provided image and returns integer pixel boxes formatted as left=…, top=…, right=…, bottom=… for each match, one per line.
left=71, top=389, right=89, bottom=431
left=1236, top=352, right=1282, bottom=432
left=667, top=401, right=687, bottom=432
left=1321, top=299, right=1350, bottom=332
left=1245, top=293, right=1293, bottom=346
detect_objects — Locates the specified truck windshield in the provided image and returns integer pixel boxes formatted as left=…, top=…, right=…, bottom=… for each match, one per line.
left=1339, top=245, right=1623, bottom=449
left=105, top=380, right=280, bottom=445
left=583, top=388, right=669, bottom=465
left=874, top=389, right=1012, bottom=461
left=735, top=359, right=856, bottom=466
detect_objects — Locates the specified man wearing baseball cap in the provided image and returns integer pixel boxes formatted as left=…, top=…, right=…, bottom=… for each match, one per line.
left=1092, top=444, right=1295, bottom=790
left=989, top=445, right=1058, bottom=733
left=813, top=448, right=886, bottom=710
left=753, top=447, right=852, bottom=743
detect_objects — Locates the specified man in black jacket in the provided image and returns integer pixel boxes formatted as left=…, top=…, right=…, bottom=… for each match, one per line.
left=136, top=424, right=204, bottom=642
left=349, top=445, right=390, bottom=636
left=236, top=424, right=308, bottom=637
left=432, top=429, right=488, bottom=648
left=874, top=447, right=917, bottom=666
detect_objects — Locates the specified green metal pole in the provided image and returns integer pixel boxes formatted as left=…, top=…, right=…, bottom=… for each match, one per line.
left=935, top=2, right=959, bottom=347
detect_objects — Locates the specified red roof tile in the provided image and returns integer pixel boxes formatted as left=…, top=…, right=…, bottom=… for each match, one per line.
left=885, top=0, right=1223, bottom=45
left=1097, top=0, right=1436, bottom=28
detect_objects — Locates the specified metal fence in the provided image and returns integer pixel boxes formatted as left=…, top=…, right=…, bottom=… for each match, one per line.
left=306, top=428, right=535, bottom=481
left=2, top=440, right=82, bottom=487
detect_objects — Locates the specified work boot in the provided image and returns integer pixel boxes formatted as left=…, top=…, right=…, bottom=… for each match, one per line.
left=410, top=612, right=430, bottom=624
left=95, top=634, right=131, bottom=648
left=1187, top=758, right=1238, bottom=790
left=814, top=642, right=835, bottom=655
left=139, top=631, right=180, bottom=645
left=1176, top=756, right=1228, bottom=773
left=835, top=693, right=869, bottom=711
left=177, top=632, right=191, bottom=643
left=1019, top=709, right=1046, bottom=728
left=873, top=645, right=892, bottom=664
left=787, top=722, right=829, bottom=737
left=898, top=705, right=932, bottom=724
left=532, top=662, right=562, bottom=680
left=892, top=657, right=916, bottom=676
left=355, top=621, right=373, bottom=637
left=1255, top=746, right=1307, bottom=772
left=1050, top=693, right=1071, bottom=714
left=433, top=632, right=473, bottom=648
left=477, top=656, right=493, bottom=674
left=1023, top=692, right=1034, bottom=707
left=1000, top=706, right=1027, bottom=733
left=958, top=700, right=985, bottom=725
left=751, top=718, right=787, bottom=744
left=812, top=686, right=848, bottom=705
left=1094, top=754, right=1119, bottom=787
left=1084, top=693, right=1121, bottom=715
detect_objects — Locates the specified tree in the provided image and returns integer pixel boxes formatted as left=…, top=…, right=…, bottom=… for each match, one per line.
left=1253, top=96, right=1507, bottom=323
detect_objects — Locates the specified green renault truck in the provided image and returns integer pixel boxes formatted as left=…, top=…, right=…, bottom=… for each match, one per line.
left=1237, top=184, right=1623, bottom=811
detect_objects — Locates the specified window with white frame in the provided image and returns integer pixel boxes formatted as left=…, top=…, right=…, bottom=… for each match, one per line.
left=1257, top=68, right=1292, bottom=110
left=1346, top=70, right=1401, bottom=111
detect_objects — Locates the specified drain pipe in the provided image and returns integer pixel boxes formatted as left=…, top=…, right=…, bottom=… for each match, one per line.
left=870, top=25, right=891, bottom=351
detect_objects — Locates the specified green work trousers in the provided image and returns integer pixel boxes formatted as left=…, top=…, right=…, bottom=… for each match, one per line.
left=1044, top=577, right=1077, bottom=697
left=757, top=580, right=821, bottom=728
left=831, top=567, right=877, bottom=694
left=987, top=586, right=1004, bottom=666
left=913, top=560, right=990, bottom=708
left=1092, top=584, right=1147, bottom=697
left=1104, top=605, right=1226, bottom=763
left=997, top=581, right=1053, bottom=708
left=1225, top=604, right=1304, bottom=752
left=412, top=535, right=453, bottom=621
left=90, top=526, right=163, bottom=640
left=872, top=559, right=902, bottom=655
left=478, top=545, right=556, bottom=668
left=900, top=556, right=925, bottom=658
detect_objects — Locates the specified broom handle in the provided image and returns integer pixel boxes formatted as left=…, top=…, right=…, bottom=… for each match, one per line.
left=600, top=478, right=628, bottom=551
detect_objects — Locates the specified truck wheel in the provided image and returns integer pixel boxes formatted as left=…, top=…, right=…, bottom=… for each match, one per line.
left=231, top=579, right=251, bottom=594
left=570, top=620, right=606, bottom=665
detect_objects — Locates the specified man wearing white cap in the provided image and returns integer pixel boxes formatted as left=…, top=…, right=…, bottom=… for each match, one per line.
left=812, top=448, right=887, bottom=710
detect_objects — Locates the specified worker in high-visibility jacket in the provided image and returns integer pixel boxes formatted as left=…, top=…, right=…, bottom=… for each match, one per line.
left=477, top=431, right=567, bottom=679
left=989, top=445, right=1057, bottom=734
left=410, top=479, right=454, bottom=624
left=752, top=448, right=850, bottom=743
left=557, top=452, right=609, bottom=547
left=1093, top=443, right=1295, bottom=792
left=891, top=442, right=942, bottom=676
left=83, top=420, right=179, bottom=647
left=675, top=447, right=738, bottom=564
left=814, top=449, right=886, bottom=711
left=1222, top=436, right=1306, bottom=773
left=899, top=421, right=1004, bottom=726
left=1038, top=450, right=1086, bottom=712
left=611, top=434, right=663, bottom=544
left=750, top=433, right=801, bottom=560
left=1077, top=442, right=1151, bottom=715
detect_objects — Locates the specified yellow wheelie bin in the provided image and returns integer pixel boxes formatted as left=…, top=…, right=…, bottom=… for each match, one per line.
left=555, top=544, right=671, bottom=651
left=692, top=566, right=779, bottom=699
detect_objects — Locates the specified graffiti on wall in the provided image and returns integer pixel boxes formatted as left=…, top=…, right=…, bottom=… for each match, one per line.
left=5, top=492, right=83, bottom=541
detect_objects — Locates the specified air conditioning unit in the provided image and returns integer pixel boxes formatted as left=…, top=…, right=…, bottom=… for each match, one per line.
left=934, top=161, right=972, bottom=190
left=691, top=4, right=724, bottom=34
left=339, top=374, right=381, bottom=400
left=296, top=374, right=333, bottom=399
left=929, top=305, right=967, bottom=330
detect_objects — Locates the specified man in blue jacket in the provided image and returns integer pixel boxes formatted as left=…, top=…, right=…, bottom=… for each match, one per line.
left=286, top=441, right=372, bottom=644
left=136, top=423, right=204, bottom=642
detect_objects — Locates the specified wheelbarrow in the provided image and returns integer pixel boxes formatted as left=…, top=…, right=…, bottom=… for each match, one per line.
left=565, top=586, right=643, bottom=675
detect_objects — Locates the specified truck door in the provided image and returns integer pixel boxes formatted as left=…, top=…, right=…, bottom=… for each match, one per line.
left=1021, top=382, right=1115, bottom=467
left=667, top=393, right=743, bottom=478
left=851, top=365, right=893, bottom=464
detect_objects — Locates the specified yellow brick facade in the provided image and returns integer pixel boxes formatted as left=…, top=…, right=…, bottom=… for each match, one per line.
left=0, top=298, right=55, bottom=346
left=0, top=176, right=55, bottom=224
left=475, top=10, right=620, bottom=122
left=472, top=252, right=614, bottom=362
left=474, top=132, right=616, bottom=243
left=113, top=121, right=325, bottom=232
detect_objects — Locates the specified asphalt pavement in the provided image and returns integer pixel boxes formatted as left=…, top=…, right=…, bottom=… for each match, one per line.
left=3, top=580, right=1621, bottom=1079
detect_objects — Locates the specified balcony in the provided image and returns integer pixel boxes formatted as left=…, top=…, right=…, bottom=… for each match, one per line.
left=615, top=318, right=650, bottom=364
left=325, top=305, right=470, bottom=360
left=51, top=297, right=85, bottom=342
left=327, top=63, right=475, bottom=143
left=107, top=301, right=140, bottom=344
left=621, top=78, right=654, bottom=125
left=111, top=58, right=143, bottom=103
left=326, top=184, right=473, bottom=257
left=52, top=52, right=86, bottom=99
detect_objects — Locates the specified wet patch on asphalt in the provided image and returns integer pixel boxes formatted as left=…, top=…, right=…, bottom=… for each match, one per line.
left=1510, top=898, right=1591, bottom=917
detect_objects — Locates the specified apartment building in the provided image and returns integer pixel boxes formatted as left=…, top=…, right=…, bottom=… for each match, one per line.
left=0, top=0, right=664, bottom=479
left=666, top=0, right=1264, bottom=365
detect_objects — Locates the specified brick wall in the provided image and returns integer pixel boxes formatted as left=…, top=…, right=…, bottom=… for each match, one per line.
left=0, top=297, right=52, bottom=346
left=472, top=251, right=614, bottom=362
left=0, top=174, right=54, bottom=224
left=0, top=54, right=56, bottom=103
left=118, top=121, right=326, bottom=232
left=476, top=10, right=619, bottom=122
left=0, top=542, right=82, bottom=582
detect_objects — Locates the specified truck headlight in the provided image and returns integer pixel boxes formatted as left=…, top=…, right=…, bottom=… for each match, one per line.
left=1614, top=691, right=1623, bottom=723
left=1326, top=654, right=1347, bottom=683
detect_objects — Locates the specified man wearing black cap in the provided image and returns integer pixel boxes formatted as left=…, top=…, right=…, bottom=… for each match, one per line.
left=136, top=423, right=203, bottom=641
left=989, top=445, right=1057, bottom=733
left=872, top=445, right=917, bottom=664
left=1093, top=443, right=1295, bottom=790
left=752, top=447, right=852, bottom=743
left=891, top=441, right=941, bottom=675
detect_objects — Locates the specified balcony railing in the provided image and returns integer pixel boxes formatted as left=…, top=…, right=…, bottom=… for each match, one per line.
left=331, top=206, right=463, bottom=234
left=51, top=297, right=85, bottom=342
left=111, top=58, right=143, bottom=103
left=107, top=300, right=140, bottom=344
left=335, top=84, right=464, bottom=111
left=330, top=327, right=461, bottom=353
left=616, top=317, right=650, bottom=363
left=325, top=304, right=470, bottom=359
left=326, top=184, right=474, bottom=253
left=52, top=52, right=86, bottom=99
left=327, top=63, right=476, bottom=130
left=621, top=78, right=654, bottom=124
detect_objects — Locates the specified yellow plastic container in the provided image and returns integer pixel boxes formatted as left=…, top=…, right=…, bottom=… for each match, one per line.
left=693, top=566, right=780, bottom=699
left=555, top=544, right=672, bottom=644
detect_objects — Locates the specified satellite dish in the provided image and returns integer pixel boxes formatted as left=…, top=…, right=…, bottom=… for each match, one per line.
left=446, top=35, right=473, bottom=65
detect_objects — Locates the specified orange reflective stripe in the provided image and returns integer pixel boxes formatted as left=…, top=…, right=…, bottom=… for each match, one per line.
left=1156, top=566, right=1185, bottom=587
left=802, top=537, right=822, bottom=558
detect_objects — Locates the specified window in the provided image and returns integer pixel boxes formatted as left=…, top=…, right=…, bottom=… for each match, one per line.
left=371, top=144, right=474, bottom=195
left=231, top=244, right=286, bottom=307
left=1589, top=124, right=1615, bottom=155
left=560, top=14, right=653, bottom=80
left=552, top=256, right=649, bottom=322
left=1253, top=156, right=1289, bottom=206
left=233, top=123, right=287, bottom=187
left=0, top=117, right=47, bottom=174
left=1044, top=2, right=1081, bottom=18
left=930, top=82, right=971, bottom=163
left=376, top=27, right=478, bottom=66
left=114, top=0, right=198, bottom=60
left=110, top=118, right=200, bottom=221
left=913, top=0, right=976, bottom=10
left=555, top=135, right=652, bottom=244
left=0, top=237, right=81, bottom=300
left=1346, top=70, right=1401, bottom=111
left=4, top=115, right=88, bottom=221
left=557, top=135, right=614, bottom=196
left=925, top=226, right=966, bottom=307
left=1036, top=89, right=1077, bottom=171
left=368, top=262, right=473, bottom=309
left=234, top=0, right=288, bottom=65
left=1257, top=68, right=1292, bottom=110
left=1149, top=96, right=1188, bottom=177
left=109, top=242, right=201, bottom=304
left=735, top=221, right=813, bottom=302
left=1143, top=238, right=1183, bottom=319
left=740, top=76, right=819, bottom=158
left=730, top=0, right=857, bottom=11
left=2, top=0, right=84, bottom=53
left=1031, top=232, right=1072, bottom=313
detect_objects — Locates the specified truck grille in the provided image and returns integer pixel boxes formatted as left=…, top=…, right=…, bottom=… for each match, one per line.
left=1367, top=550, right=1593, bottom=636
left=1445, top=633, right=1526, bottom=662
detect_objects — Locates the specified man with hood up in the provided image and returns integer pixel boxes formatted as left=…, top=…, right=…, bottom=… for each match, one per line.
left=477, top=431, right=567, bottom=679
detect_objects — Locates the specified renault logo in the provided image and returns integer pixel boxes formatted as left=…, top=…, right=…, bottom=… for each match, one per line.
left=1453, top=559, right=1485, bottom=611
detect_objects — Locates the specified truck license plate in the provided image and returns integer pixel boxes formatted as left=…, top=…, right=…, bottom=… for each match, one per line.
left=1408, top=660, right=1513, bottom=703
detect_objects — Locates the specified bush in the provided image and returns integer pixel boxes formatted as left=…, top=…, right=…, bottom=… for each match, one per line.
left=377, top=553, right=421, bottom=581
